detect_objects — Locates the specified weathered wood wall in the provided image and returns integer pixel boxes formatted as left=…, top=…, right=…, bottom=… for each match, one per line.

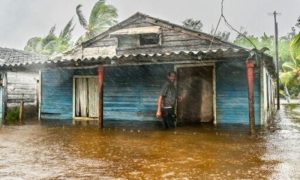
left=262, top=66, right=276, bottom=124
left=40, top=65, right=173, bottom=121
left=103, top=64, right=173, bottom=121
left=6, top=72, right=38, bottom=106
left=40, top=61, right=263, bottom=125
left=216, top=60, right=261, bottom=124
left=84, top=15, right=230, bottom=57
left=40, top=69, right=74, bottom=120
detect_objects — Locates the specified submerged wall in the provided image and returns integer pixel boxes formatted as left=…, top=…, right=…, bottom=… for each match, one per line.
left=40, top=69, right=74, bottom=120
left=216, top=60, right=261, bottom=124
left=40, top=61, right=262, bottom=125
left=40, top=64, right=173, bottom=121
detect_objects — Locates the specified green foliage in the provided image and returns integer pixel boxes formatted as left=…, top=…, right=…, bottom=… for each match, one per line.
left=5, top=107, right=19, bottom=125
left=233, top=29, right=300, bottom=97
left=24, top=18, right=75, bottom=56
left=76, top=0, right=118, bottom=43
left=290, top=33, right=300, bottom=62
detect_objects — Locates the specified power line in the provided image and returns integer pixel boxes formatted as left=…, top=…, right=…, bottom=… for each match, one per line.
left=220, top=0, right=257, bottom=49
left=207, top=0, right=257, bottom=51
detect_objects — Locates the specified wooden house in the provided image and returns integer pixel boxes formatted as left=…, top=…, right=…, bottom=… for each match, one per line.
left=1, top=13, right=277, bottom=127
left=0, top=47, right=48, bottom=125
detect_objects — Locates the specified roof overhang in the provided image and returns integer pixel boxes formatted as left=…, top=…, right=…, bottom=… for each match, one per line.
left=110, top=26, right=161, bottom=37
left=0, top=48, right=276, bottom=80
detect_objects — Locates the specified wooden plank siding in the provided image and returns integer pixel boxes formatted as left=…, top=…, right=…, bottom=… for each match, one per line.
left=40, top=64, right=173, bottom=121
left=103, top=64, right=173, bottom=121
left=216, top=60, right=261, bottom=124
left=6, top=72, right=38, bottom=105
left=40, top=69, right=74, bottom=120
left=84, top=17, right=230, bottom=57
left=40, top=61, right=263, bottom=125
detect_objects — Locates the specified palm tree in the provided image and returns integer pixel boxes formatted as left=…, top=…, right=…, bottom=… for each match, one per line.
left=76, top=0, right=118, bottom=43
left=279, top=33, right=300, bottom=97
left=24, top=18, right=75, bottom=56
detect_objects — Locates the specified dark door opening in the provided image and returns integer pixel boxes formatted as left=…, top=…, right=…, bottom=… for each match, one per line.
left=177, top=66, right=214, bottom=124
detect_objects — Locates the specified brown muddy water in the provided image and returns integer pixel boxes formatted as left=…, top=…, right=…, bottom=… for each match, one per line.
left=0, top=105, right=299, bottom=179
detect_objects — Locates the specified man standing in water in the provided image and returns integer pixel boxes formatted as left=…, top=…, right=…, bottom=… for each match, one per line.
left=156, top=71, right=179, bottom=129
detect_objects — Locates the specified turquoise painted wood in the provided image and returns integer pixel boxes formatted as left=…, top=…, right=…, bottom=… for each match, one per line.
left=40, top=65, right=173, bottom=121
left=40, top=61, right=262, bottom=125
left=41, top=69, right=74, bottom=120
left=103, top=64, right=174, bottom=121
left=216, top=60, right=261, bottom=124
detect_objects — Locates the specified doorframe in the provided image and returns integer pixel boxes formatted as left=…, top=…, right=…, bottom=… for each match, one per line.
left=72, top=75, right=98, bottom=123
left=174, top=63, right=217, bottom=125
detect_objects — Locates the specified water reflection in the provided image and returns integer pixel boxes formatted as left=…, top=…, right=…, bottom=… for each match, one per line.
left=0, top=106, right=299, bottom=179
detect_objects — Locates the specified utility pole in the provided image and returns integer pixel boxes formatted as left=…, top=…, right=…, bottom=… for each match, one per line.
left=273, top=11, right=280, bottom=110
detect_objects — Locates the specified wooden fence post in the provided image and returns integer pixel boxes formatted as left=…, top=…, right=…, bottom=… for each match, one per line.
left=19, top=94, right=24, bottom=124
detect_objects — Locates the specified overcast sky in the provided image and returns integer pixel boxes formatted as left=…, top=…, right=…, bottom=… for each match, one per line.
left=0, top=0, right=299, bottom=49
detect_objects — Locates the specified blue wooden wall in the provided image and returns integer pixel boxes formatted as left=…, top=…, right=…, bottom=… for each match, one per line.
left=103, top=64, right=173, bottom=121
left=216, top=60, right=261, bottom=124
left=40, top=61, right=261, bottom=125
left=41, top=68, right=74, bottom=120
left=40, top=65, right=173, bottom=121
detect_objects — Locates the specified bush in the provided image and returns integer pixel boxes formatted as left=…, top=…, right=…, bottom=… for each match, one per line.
left=6, top=107, right=20, bottom=125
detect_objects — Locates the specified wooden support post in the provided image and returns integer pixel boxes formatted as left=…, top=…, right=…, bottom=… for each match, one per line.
left=246, top=59, right=256, bottom=135
left=98, top=65, right=104, bottom=128
left=19, top=94, right=24, bottom=124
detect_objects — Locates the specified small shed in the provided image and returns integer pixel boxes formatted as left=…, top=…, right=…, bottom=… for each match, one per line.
left=1, top=12, right=277, bottom=128
left=0, top=47, right=48, bottom=125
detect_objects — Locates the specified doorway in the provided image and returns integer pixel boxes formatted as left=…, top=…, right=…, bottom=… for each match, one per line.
left=176, top=65, right=214, bottom=124
left=73, top=76, right=99, bottom=120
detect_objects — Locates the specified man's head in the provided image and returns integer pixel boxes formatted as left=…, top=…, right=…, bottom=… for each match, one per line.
left=167, top=71, right=176, bottom=83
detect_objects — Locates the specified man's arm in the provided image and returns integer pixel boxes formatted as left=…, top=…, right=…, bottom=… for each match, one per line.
left=156, top=96, right=163, bottom=119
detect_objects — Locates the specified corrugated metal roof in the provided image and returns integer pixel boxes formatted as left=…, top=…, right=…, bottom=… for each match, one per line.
left=0, top=48, right=251, bottom=67
left=0, top=47, right=276, bottom=80
left=0, top=47, right=48, bottom=67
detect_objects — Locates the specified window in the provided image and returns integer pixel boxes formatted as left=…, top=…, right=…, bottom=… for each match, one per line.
left=116, top=33, right=161, bottom=49
left=140, top=34, right=160, bottom=46
left=118, top=36, right=138, bottom=49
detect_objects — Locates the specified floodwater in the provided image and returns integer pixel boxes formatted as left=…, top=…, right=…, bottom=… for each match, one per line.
left=0, top=106, right=299, bottom=179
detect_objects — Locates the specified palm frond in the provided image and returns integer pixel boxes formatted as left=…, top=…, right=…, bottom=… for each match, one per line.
left=76, top=4, right=88, bottom=29
left=290, top=33, right=300, bottom=63
left=24, top=37, right=43, bottom=53
left=48, top=25, right=56, bottom=36
left=59, top=18, right=75, bottom=41
left=280, top=71, right=295, bottom=86
left=88, top=0, right=118, bottom=37
left=282, top=61, right=296, bottom=71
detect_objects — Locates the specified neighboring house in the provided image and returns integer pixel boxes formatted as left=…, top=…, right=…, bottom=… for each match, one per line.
left=1, top=12, right=277, bottom=128
left=0, top=47, right=48, bottom=125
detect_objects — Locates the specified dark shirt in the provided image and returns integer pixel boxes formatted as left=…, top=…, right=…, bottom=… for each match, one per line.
left=160, top=80, right=176, bottom=108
